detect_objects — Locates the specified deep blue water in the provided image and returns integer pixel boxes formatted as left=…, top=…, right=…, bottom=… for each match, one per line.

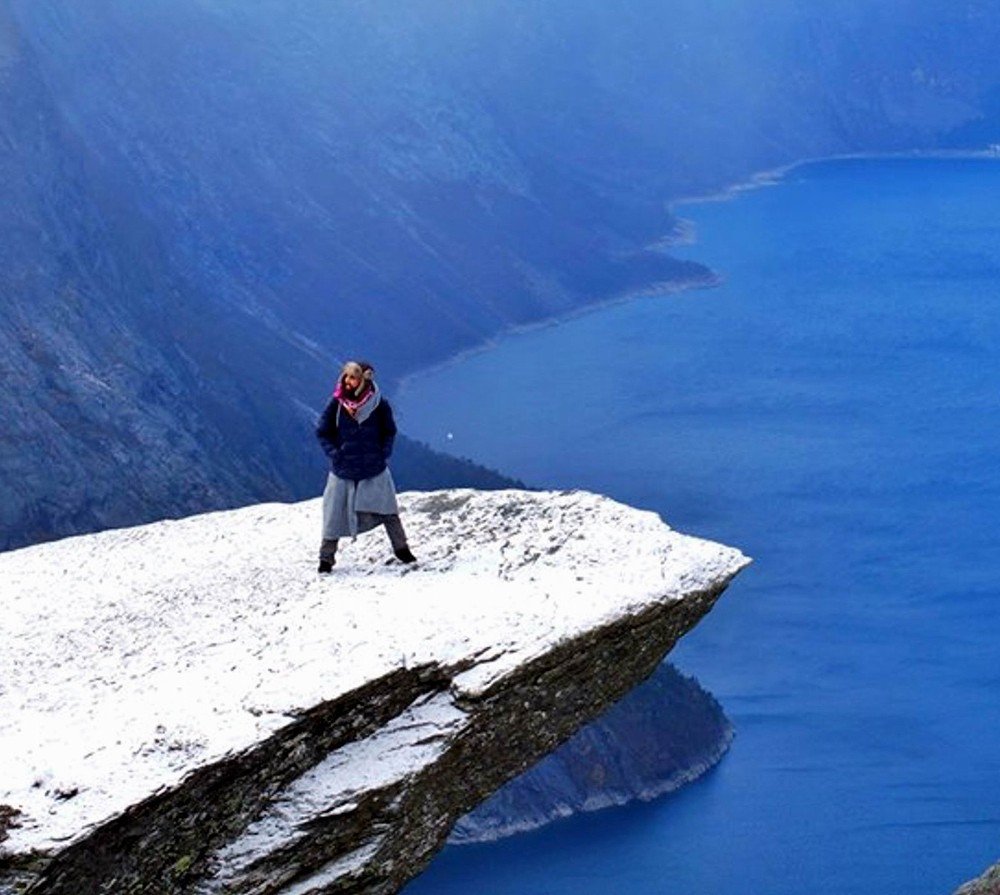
left=396, top=157, right=1000, bottom=894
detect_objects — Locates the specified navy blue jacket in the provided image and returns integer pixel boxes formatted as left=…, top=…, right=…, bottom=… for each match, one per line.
left=316, top=395, right=397, bottom=482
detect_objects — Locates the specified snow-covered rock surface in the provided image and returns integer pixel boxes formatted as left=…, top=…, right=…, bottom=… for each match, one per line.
left=0, top=488, right=748, bottom=895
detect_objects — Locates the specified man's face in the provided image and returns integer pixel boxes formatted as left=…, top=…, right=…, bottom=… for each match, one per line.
left=344, top=371, right=362, bottom=391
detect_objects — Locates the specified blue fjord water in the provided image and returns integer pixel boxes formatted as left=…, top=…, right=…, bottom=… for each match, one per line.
left=396, top=157, right=1000, bottom=895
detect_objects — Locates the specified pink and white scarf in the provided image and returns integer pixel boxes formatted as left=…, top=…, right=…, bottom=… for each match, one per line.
left=334, top=381, right=375, bottom=417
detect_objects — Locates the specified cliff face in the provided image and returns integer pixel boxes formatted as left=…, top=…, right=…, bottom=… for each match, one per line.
left=0, top=489, right=748, bottom=895
left=450, top=662, right=734, bottom=844
left=7, top=0, right=1000, bottom=549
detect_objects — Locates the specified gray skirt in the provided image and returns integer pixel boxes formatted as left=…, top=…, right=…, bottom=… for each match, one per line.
left=321, top=469, right=400, bottom=539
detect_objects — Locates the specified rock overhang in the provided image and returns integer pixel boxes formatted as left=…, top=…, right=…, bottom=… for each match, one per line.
left=0, top=488, right=749, bottom=892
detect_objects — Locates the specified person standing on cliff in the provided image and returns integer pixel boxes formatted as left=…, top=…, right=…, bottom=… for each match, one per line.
left=315, top=360, right=416, bottom=572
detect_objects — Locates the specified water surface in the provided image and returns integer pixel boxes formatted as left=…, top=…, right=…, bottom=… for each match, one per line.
left=397, top=157, right=1000, bottom=894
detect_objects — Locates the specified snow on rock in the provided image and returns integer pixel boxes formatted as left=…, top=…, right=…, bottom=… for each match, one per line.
left=0, top=488, right=748, bottom=894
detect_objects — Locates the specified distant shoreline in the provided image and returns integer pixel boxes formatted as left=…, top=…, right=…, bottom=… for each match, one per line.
left=670, top=146, right=1000, bottom=209
left=398, top=145, right=1000, bottom=404
left=394, top=268, right=722, bottom=400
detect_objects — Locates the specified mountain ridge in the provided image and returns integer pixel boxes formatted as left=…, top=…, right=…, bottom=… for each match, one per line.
left=6, top=0, right=1000, bottom=549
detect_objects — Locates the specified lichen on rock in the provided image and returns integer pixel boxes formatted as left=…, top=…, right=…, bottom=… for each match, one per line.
left=956, top=861, right=1000, bottom=895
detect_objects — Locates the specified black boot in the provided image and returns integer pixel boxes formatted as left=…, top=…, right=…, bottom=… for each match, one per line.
left=318, top=538, right=338, bottom=573
left=393, top=546, right=417, bottom=564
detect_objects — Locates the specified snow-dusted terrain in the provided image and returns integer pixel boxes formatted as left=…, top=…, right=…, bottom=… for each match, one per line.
left=1, top=489, right=747, bottom=894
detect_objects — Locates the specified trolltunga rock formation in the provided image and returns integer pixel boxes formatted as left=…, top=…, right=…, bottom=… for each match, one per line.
left=0, top=488, right=748, bottom=895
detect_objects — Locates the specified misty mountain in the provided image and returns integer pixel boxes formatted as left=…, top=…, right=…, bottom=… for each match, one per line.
left=4, top=0, right=1000, bottom=548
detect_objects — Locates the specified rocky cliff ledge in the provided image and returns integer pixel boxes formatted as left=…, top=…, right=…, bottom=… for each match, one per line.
left=0, top=489, right=748, bottom=895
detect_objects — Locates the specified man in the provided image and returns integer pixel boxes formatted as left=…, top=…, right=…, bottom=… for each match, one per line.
left=315, top=360, right=416, bottom=572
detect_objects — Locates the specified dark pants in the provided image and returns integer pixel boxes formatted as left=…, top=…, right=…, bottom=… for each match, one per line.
left=320, top=512, right=408, bottom=562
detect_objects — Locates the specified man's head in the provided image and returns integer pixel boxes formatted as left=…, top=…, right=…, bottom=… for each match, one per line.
left=340, top=360, right=373, bottom=395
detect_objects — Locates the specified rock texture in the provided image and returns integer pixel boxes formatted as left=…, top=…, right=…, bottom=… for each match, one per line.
left=450, top=662, right=733, bottom=844
left=0, top=488, right=748, bottom=895
left=957, top=862, right=1000, bottom=895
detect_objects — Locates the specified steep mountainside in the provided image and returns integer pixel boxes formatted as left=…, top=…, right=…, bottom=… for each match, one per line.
left=5, top=1, right=1000, bottom=548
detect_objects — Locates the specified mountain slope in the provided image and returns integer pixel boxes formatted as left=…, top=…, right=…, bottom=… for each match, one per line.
left=5, top=0, right=1000, bottom=548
